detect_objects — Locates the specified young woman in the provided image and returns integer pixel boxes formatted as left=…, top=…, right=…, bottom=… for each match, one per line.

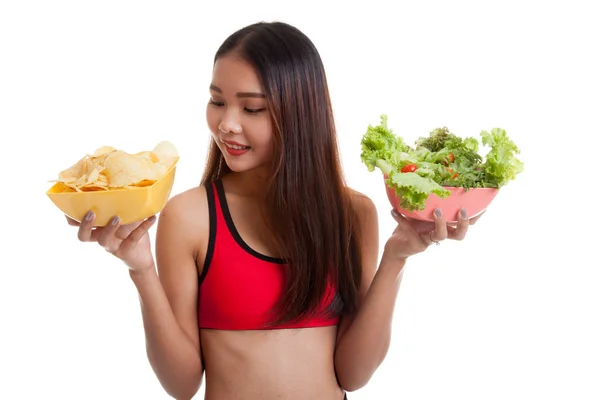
left=67, top=21, right=480, bottom=400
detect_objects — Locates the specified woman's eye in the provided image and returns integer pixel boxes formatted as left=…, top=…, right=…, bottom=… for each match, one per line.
left=245, top=107, right=266, bottom=114
left=208, top=99, right=264, bottom=114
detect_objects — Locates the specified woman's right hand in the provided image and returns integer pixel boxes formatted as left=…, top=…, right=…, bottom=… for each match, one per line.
left=66, top=210, right=158, bottom=273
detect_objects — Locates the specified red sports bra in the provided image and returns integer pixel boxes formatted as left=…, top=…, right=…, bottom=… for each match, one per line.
left=197, top=180, right=340, bottom=330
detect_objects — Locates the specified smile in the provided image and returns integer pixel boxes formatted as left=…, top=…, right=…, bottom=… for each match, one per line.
left=221, top=140, right=251, bottom=150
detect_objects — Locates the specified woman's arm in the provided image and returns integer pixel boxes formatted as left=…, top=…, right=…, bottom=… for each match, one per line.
left=334, top=193, right=405, bottom=392
left=335, top=190, right=476, bottom=391
left=130, top=193, right=205, bottom=400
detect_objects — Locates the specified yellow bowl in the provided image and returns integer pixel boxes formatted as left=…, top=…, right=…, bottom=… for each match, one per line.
left=46, top=158, right=179, bottom=227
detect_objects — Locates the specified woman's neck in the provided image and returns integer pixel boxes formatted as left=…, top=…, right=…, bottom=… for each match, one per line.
left=223, top=168, right=270, bottom=198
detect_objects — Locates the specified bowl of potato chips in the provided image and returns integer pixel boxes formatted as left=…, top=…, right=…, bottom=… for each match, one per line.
left=46, top=141, right=179, bottom=227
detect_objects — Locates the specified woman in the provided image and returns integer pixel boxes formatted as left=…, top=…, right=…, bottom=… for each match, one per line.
left=68, top=21, right=480, bottom=400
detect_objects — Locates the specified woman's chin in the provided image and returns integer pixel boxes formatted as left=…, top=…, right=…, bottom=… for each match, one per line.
left=223, top=157, right=256, bottom=173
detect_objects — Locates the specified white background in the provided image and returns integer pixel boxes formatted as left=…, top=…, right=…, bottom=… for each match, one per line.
left=1, top=0, right=599, bottom=399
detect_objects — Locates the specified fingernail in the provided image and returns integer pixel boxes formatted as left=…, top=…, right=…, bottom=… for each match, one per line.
left=391, top=209, right=399, bottom=217
left=85, top=211, right=94, bottom=221
left=460, top=208, right=467, bottom=219
left=111, top=216, right=120, bottom=225
left=434, top=208, right=442, bottom=218
left=148, top=215, right=157, bottom=223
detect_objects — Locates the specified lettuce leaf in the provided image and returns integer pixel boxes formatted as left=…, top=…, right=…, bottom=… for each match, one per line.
left=386, top=170, right=450, bottom=211
left=360, top=114, right=409, bottom=174
left=480, top=128, right=525, bottom=187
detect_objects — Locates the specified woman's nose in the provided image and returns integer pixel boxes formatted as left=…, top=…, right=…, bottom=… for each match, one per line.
left=218, top=111, right=242, bottom=134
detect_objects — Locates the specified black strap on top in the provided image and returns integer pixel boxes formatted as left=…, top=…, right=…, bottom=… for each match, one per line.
left=198, top=181, right=217, bottom=286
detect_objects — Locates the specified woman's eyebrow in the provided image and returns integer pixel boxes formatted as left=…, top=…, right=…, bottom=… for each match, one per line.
left=210, top=84, right=265, bottom=98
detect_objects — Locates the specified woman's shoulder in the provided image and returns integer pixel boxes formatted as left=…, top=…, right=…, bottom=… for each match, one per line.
left=162, top=184, right=210, bottom=219
left=158, top=183, right=212, bottom=246
left=345, top=186, right=377, bottom=218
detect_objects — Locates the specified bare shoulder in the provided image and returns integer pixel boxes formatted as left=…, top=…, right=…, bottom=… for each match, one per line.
left=345, top=187, right=378, bottom=223
left=157, top=184, right=211, bottom=268
left=160, top=185, right=209, bottom=225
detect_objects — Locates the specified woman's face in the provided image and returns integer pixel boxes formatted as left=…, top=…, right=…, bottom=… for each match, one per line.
left=206, top=54, right=274, bottom=173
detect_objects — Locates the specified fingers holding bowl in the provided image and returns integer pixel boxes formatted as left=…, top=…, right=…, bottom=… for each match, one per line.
left=117, top=215, right=157, bottom=254
left=446, top=208, right=469, bottom=241
left=97, top=216, right=123, bottom=253
left=426, top=208, right=448, bottom=245
left=77, top=210, right=99, bottom=242
left=391, top=205, right=483, bottom=247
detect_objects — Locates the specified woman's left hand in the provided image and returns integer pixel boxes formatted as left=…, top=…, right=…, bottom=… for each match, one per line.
left=383, top=207, right=483, bottom=262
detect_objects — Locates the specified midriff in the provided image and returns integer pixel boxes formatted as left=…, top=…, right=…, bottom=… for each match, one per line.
left=200, top=326, right=346, bottom=400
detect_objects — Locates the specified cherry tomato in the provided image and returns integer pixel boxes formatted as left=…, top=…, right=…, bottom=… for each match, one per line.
left=401, top=163, right=418, bottom=173
left=446, top=167, right=458, bottom=179
left=442, top=153, right=455, bottom=166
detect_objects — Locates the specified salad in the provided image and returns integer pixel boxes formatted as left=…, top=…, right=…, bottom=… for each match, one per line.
left=360, top=114, right=524, bottom=212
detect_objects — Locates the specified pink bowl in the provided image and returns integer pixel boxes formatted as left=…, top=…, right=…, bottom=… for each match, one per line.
left=383, top=175, right=499, bottom=223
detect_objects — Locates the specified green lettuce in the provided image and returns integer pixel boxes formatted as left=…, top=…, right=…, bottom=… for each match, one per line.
left=480, top=128, right=525, bottom=187
left=360, top=114, right=524, bottom=211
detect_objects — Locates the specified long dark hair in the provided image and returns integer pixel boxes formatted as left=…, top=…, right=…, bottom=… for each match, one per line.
left=200, top=21, right=363, bottom=325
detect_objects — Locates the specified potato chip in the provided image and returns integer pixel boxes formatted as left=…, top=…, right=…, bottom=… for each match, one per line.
left=135, top=151, right=159, bottom=163
left=89, top=146, right=117, bottom=157
left=153, top=141, right=178, bottom=162
left=51, top=141, right=178, bottom=191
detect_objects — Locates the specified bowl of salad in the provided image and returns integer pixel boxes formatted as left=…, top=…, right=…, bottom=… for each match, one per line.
left=360, top=115, right=524, bottom=223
